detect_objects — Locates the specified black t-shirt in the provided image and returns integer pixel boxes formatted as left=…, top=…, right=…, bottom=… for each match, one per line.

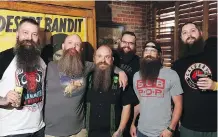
left=85, top=73, right=139, bottom=137
left=113, top=50, right=140, bottom=86
left=172, top=52, right=217, bottom=132
left=0, top=48, right=14, bottom=79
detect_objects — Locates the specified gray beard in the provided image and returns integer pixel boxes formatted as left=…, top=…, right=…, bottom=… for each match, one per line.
left=92, top=66, right=112, bottom=92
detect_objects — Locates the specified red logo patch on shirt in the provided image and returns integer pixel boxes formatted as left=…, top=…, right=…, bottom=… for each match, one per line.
left=136, top=78, right=165, bottom=98
left=25, top=71, right=37, bottom=92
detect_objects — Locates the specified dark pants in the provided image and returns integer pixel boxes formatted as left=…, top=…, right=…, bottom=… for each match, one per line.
left=180, top=126, right=217, bottom=137
left=5, top=127, right=44, bottom=137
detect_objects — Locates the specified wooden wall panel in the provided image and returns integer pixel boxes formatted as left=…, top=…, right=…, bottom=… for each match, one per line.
left=0, top=2, right=93, bottom=17
left=30, top=1, right=95, bottom=10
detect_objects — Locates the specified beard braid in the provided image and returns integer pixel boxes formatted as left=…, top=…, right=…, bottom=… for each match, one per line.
left=92, top=64, right=112, bottom=92
left=14, top=39, right=41, bottom=72
left=58, top=49, right=84, bottom=77
left=139, top=56, right=162, bottom=83
left=179, top=36, right=204, bottom=58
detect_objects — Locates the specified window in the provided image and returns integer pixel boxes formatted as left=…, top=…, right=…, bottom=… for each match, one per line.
left=208, top=1, right=217, bottom=36
left=154, top=1, right=216, bottom=64
left=156, top=3, right=175, bottom=67
left=178, top=1, right=204, bottom=30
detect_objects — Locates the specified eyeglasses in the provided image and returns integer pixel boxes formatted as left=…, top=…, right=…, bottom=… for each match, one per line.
left=121, top=41, right=135, bottom=46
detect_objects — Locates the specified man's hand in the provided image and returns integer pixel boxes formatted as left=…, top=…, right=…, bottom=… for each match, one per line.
left=118, top=71, right=128, bottom=90
left=130, top=124, right=137, bottom=137
left=160, top=129, right=173, bottom=137
left=197, top=78, right=216, bottom=90
left=112, top=129, right=123, bottom=137
left=5, top=90, right=20, bottom=106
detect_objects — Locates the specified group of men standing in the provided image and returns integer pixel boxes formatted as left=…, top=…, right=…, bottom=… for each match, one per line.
left=0, top=18, right=217, bottom=137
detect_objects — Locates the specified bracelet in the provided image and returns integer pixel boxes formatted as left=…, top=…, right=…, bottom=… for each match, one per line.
left=167, top=127, right=175, bottom=133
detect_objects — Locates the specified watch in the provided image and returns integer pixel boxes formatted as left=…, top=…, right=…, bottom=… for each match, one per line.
left=167, top=126, right=175, bottom=133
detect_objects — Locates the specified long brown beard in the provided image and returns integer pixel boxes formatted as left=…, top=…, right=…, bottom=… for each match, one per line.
left=93, top=63, right=112, bottom=92
left=58, top=49, right=84, bottom=77
left=179, top=36, right=204, bottom=58
left=139, top=56, right=162, bottom=83
left=14, top=39, right=41, bottom=72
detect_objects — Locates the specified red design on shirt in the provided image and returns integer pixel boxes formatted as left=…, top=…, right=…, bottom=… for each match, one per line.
left=191, top=69, right=203, bottom=81
left=25, top=71, right=37, bottom=92
left=136, top=78, right=165, bottom=98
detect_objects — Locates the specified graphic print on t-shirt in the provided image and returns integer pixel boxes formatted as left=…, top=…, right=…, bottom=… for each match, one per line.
left=120, top=64, right=133, bottom=73
left=185, top=63, right=212, bottom=89
left=136, top=78, right=165, bottom=97
left=59, top=74, right=84, bottom=97
left=15, top=68, right=43, bottom=110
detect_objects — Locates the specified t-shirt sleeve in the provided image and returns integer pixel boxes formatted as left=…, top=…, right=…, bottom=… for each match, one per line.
left=121, top=85, right=139, bottom=106
left=133, top=72, right=140, bottom=100
left=169, top=70, right=184, bottom=96
left=85, top=61, right=95, bottom=73
left=0, top=76, right=11, bottom=97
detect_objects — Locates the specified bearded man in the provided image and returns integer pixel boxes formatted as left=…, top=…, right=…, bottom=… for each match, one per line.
left=113, top=31, right=140, bottom=137
left=0, top=18, right=46, bottom=137
left=44, top=34, right=128, bottom=137
left=130, top=41, right=183, bottom=137
left=172, top=23, right=217, bottom=137
left=179, top=22, right=205, bottom=58
left=85, top=45, right=138, bottom=137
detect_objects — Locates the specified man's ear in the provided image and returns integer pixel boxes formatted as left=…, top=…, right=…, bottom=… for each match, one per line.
left=62, top=43, right=65, bottom=50
left=93, top=55, right=95, bottom=62
left=200, top=31, right=203, bottom=36
left=112, top=57, right=114, bottom=61
left=16, top=32, right=19, bottom=39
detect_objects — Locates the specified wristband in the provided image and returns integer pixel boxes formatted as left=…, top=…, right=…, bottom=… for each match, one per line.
left=167, top=127, right=175, bottom=133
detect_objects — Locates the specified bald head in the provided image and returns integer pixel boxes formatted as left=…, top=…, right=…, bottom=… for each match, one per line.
left=62, top=34, right=82, bottom=52
left=96, top=45, right=112, bottom=56
left=94, top=45, right=114, bottom=70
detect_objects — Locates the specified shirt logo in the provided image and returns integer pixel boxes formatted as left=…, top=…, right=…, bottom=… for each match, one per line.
left=184, top=63, right=212, bottom=89
left=136, top=78, right=165, bottom=98
left=15, top=68, right=44, bottom=111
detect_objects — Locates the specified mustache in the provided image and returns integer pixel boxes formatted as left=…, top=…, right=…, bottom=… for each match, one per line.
left=144, top=55, right=157, bottom=60
left=97, top=62, right=109, bottom=66
left=186, top=36, right=196, bottom=41
left=121, top=46, right=131, bottom=50
left=66, top=48, right=79, bottom=56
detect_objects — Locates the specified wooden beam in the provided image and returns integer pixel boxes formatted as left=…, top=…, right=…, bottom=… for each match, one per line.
left=203, top=1, right=209, bottom=40
left=0, top=2, right=93, bottom=17
left=29, top=1, right=95, bottom=10
left=174, top=1, right=179, bottom=61
left=87, top=8, right=97, bottom=50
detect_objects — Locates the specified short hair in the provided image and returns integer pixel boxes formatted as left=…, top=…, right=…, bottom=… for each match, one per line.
left=121, top=31, right=136, bottom=40
left=18, top=18, right=39, bottom=29
left=180, top=22, right=201, bottom=35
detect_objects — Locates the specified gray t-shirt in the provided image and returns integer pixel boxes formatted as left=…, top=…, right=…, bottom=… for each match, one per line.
left=44, top=61, right=94, bottom=136
left=133, top=67, right=183, bottom=137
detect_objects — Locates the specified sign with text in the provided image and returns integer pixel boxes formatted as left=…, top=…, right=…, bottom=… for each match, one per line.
left=0, top=9, right=87, bottom=52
